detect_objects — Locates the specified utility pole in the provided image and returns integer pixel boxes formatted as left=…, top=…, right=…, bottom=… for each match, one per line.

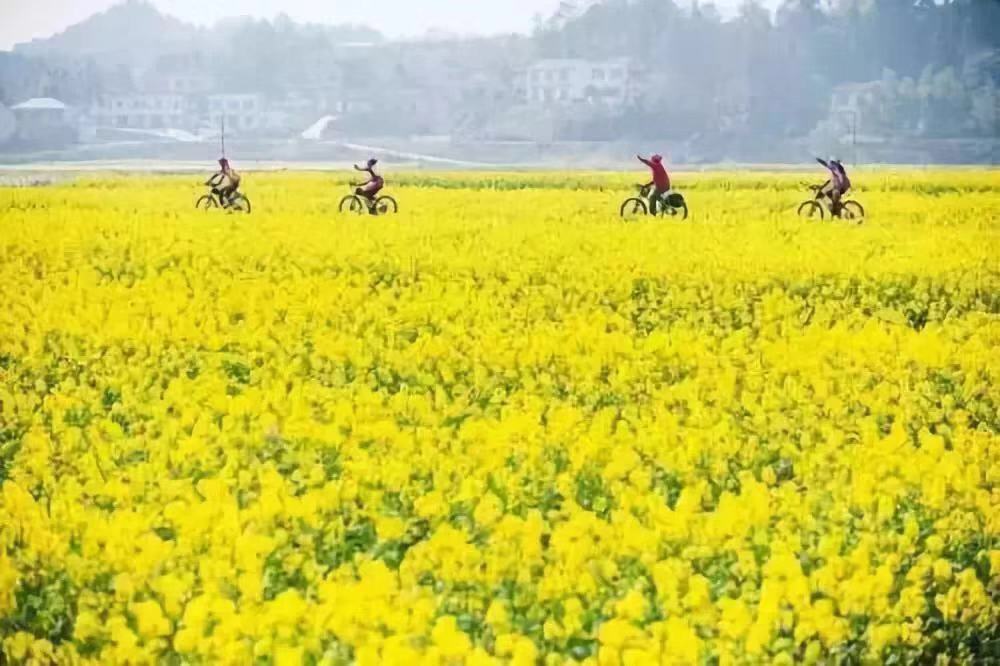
left=851, top=110, right=857, bottom=165
left=838, top=109, right=858, bottom=165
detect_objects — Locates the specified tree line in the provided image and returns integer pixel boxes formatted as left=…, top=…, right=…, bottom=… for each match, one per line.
left=534, top=0, right=998, bottom=143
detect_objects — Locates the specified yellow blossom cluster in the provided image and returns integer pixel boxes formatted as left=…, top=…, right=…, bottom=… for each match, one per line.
left=0, top=170, right=998, bottom=665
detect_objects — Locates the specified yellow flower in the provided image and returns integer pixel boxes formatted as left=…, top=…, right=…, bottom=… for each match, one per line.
left=614, top=589, right=647, bottom=622
left=869, top=622, right=900, bottom=655
left=274, top=644, right=305, bottom=666
left=375, top=514, right=407, bottom=541
left=599, top=619, right=644, bottom=651
left=663, top=617, right=700, bottom=664
left=132, top=599, right=171, bottom=639
left=473, top=493, right=505, bottom=527
left=1, top=169, right=997, bottom=664
left=431, top=615, right=472, bottom=658
left=485, top=600, right=511, bottom=633
left=718, top=598, right=752, bottom=640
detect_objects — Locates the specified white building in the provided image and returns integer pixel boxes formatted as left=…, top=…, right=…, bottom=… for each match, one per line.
left=94, top=94, right=189, bottom=129
left=91, top=92, right=287, bottom=135
left=207, top=94, right=265, bottom=132
left=161, top=72, right=214, bottom=95
left=523, top=58, right=637, bottom=107
left=830, top=82, right=882, bottom=116
left=11, top=98, right=71, bottom=141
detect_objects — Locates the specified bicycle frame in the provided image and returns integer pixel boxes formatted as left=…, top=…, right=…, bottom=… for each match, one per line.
left=819, top=189, right=845, bottom=216
left=209, top=187, right=237, bottom=208
left=638, top=185, right=679, bottom=211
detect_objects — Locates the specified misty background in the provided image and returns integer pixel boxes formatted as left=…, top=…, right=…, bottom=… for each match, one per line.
left=0, top=0, right=996, bottom=166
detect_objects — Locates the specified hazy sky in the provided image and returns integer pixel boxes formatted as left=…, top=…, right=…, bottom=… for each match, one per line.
left=0, top=0, right=770, bottom=50
left=0, top=0, right=554, bottom=49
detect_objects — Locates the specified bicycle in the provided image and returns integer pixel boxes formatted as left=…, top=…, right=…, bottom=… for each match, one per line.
left=339, top=191, right=398, bottom=216
left=196, top=186, right=251, bottom=214
left=796, top=184, right=864, bottom=222
left=620, top=184, right=688, bottom=220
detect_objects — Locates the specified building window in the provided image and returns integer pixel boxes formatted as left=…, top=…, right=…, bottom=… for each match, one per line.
left=559, top=69, right=570, bottom=81
left=242, top=99, right=254, bottom=110
left=610, top=68, right=624, bottom=80
left=593, top=68, right=605, bottom=81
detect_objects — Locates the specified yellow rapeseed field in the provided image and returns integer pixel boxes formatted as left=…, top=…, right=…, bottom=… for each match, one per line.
left=0, top=170, right=998, bottom=665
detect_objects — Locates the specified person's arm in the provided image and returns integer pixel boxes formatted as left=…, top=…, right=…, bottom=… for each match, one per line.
left=351, top=164, right=369, bottom=186
left=816, top=157, right=829, bottom=168
left=637, top=154, right=653, bottom=167
left=205, top=172, right=222, bottom=186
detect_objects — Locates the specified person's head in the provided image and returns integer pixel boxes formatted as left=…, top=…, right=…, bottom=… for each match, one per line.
left=367, top=158, right=378, bottom=168
left=651, top=154, right=663, bottom=163
left=219, top=157, right=230, bottom=170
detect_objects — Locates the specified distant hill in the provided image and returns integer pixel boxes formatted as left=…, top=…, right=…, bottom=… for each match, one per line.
left=13, top=1, right=383, bottom=70
left=14, top=1, right=201, bottom=67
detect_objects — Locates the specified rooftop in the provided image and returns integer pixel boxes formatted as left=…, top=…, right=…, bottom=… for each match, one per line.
left=12, top=98, right=68, bottom=111
left=529, top=57, right=631, bottom=68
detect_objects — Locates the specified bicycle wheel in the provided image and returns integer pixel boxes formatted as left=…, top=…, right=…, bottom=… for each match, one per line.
left=339, top=195, right=365, bottom=214
left=229, top=194, right=252, bottom=214
left=797, top=200, right=824, bottom=220
left=620, top=197, right=647, bottom=218
left=196, top=194, right=217, bottom=210
left=841, top=200, right=864, bottom=222
left=663, top=192, right=689, bottom=220
left=375, top=196, right=398, bottom=214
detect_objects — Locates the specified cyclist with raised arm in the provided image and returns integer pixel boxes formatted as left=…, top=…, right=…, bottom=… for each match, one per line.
left=816, top=157, right=851, bottom=217
left=637, top=153, right=670, bottom=215
left=206, top=157, right=242, bottom=207
left=352, top=158, right=384, bottom=214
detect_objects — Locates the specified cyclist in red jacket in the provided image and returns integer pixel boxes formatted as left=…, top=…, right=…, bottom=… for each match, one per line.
left=638, top=154, right=670, bottom=215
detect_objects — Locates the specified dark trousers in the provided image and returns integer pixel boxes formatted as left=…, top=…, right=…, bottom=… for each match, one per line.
left=649, top=186, right=668, bottom=215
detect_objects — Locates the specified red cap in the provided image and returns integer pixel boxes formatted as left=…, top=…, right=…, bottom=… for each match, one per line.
left=651, top=154, right=663, bottom=163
